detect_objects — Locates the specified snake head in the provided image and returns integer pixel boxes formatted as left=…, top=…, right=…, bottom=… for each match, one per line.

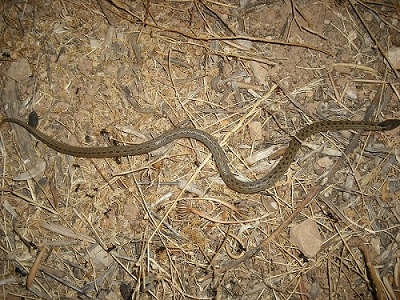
left=378, top=119, right=400, bottom=131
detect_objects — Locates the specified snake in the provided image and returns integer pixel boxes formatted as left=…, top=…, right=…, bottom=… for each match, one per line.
left=1, top=117, right=399, bottom=193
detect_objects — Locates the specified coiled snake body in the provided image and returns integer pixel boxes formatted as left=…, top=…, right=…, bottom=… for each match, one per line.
left=1, top=118, right=399, bottom=193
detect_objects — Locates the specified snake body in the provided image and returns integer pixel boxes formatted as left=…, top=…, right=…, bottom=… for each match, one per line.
left=1, top=118, right=399, bottom=193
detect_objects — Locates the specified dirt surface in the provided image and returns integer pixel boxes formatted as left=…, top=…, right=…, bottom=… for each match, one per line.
left=1, top=1, right=399, bottom=299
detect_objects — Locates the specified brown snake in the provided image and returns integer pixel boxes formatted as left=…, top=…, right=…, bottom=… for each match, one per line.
left=1, top=117, right=399, bottom=193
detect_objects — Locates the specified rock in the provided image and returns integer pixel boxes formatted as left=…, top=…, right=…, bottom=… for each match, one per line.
left=290, top=219, right=323, bottom=258
left=6, top=58, right=32, bottom=81
left=388, top=46, right=400, bottom=69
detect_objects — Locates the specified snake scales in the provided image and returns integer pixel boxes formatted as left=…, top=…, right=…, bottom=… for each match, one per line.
left=1, top=117, right=399, bottom=193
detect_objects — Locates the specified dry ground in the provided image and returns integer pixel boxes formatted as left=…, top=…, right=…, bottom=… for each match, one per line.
left=0, top=0, right=399, bottom=299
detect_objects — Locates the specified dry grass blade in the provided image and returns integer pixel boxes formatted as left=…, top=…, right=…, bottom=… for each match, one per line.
left=358, top=243, right=386, bottom=300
